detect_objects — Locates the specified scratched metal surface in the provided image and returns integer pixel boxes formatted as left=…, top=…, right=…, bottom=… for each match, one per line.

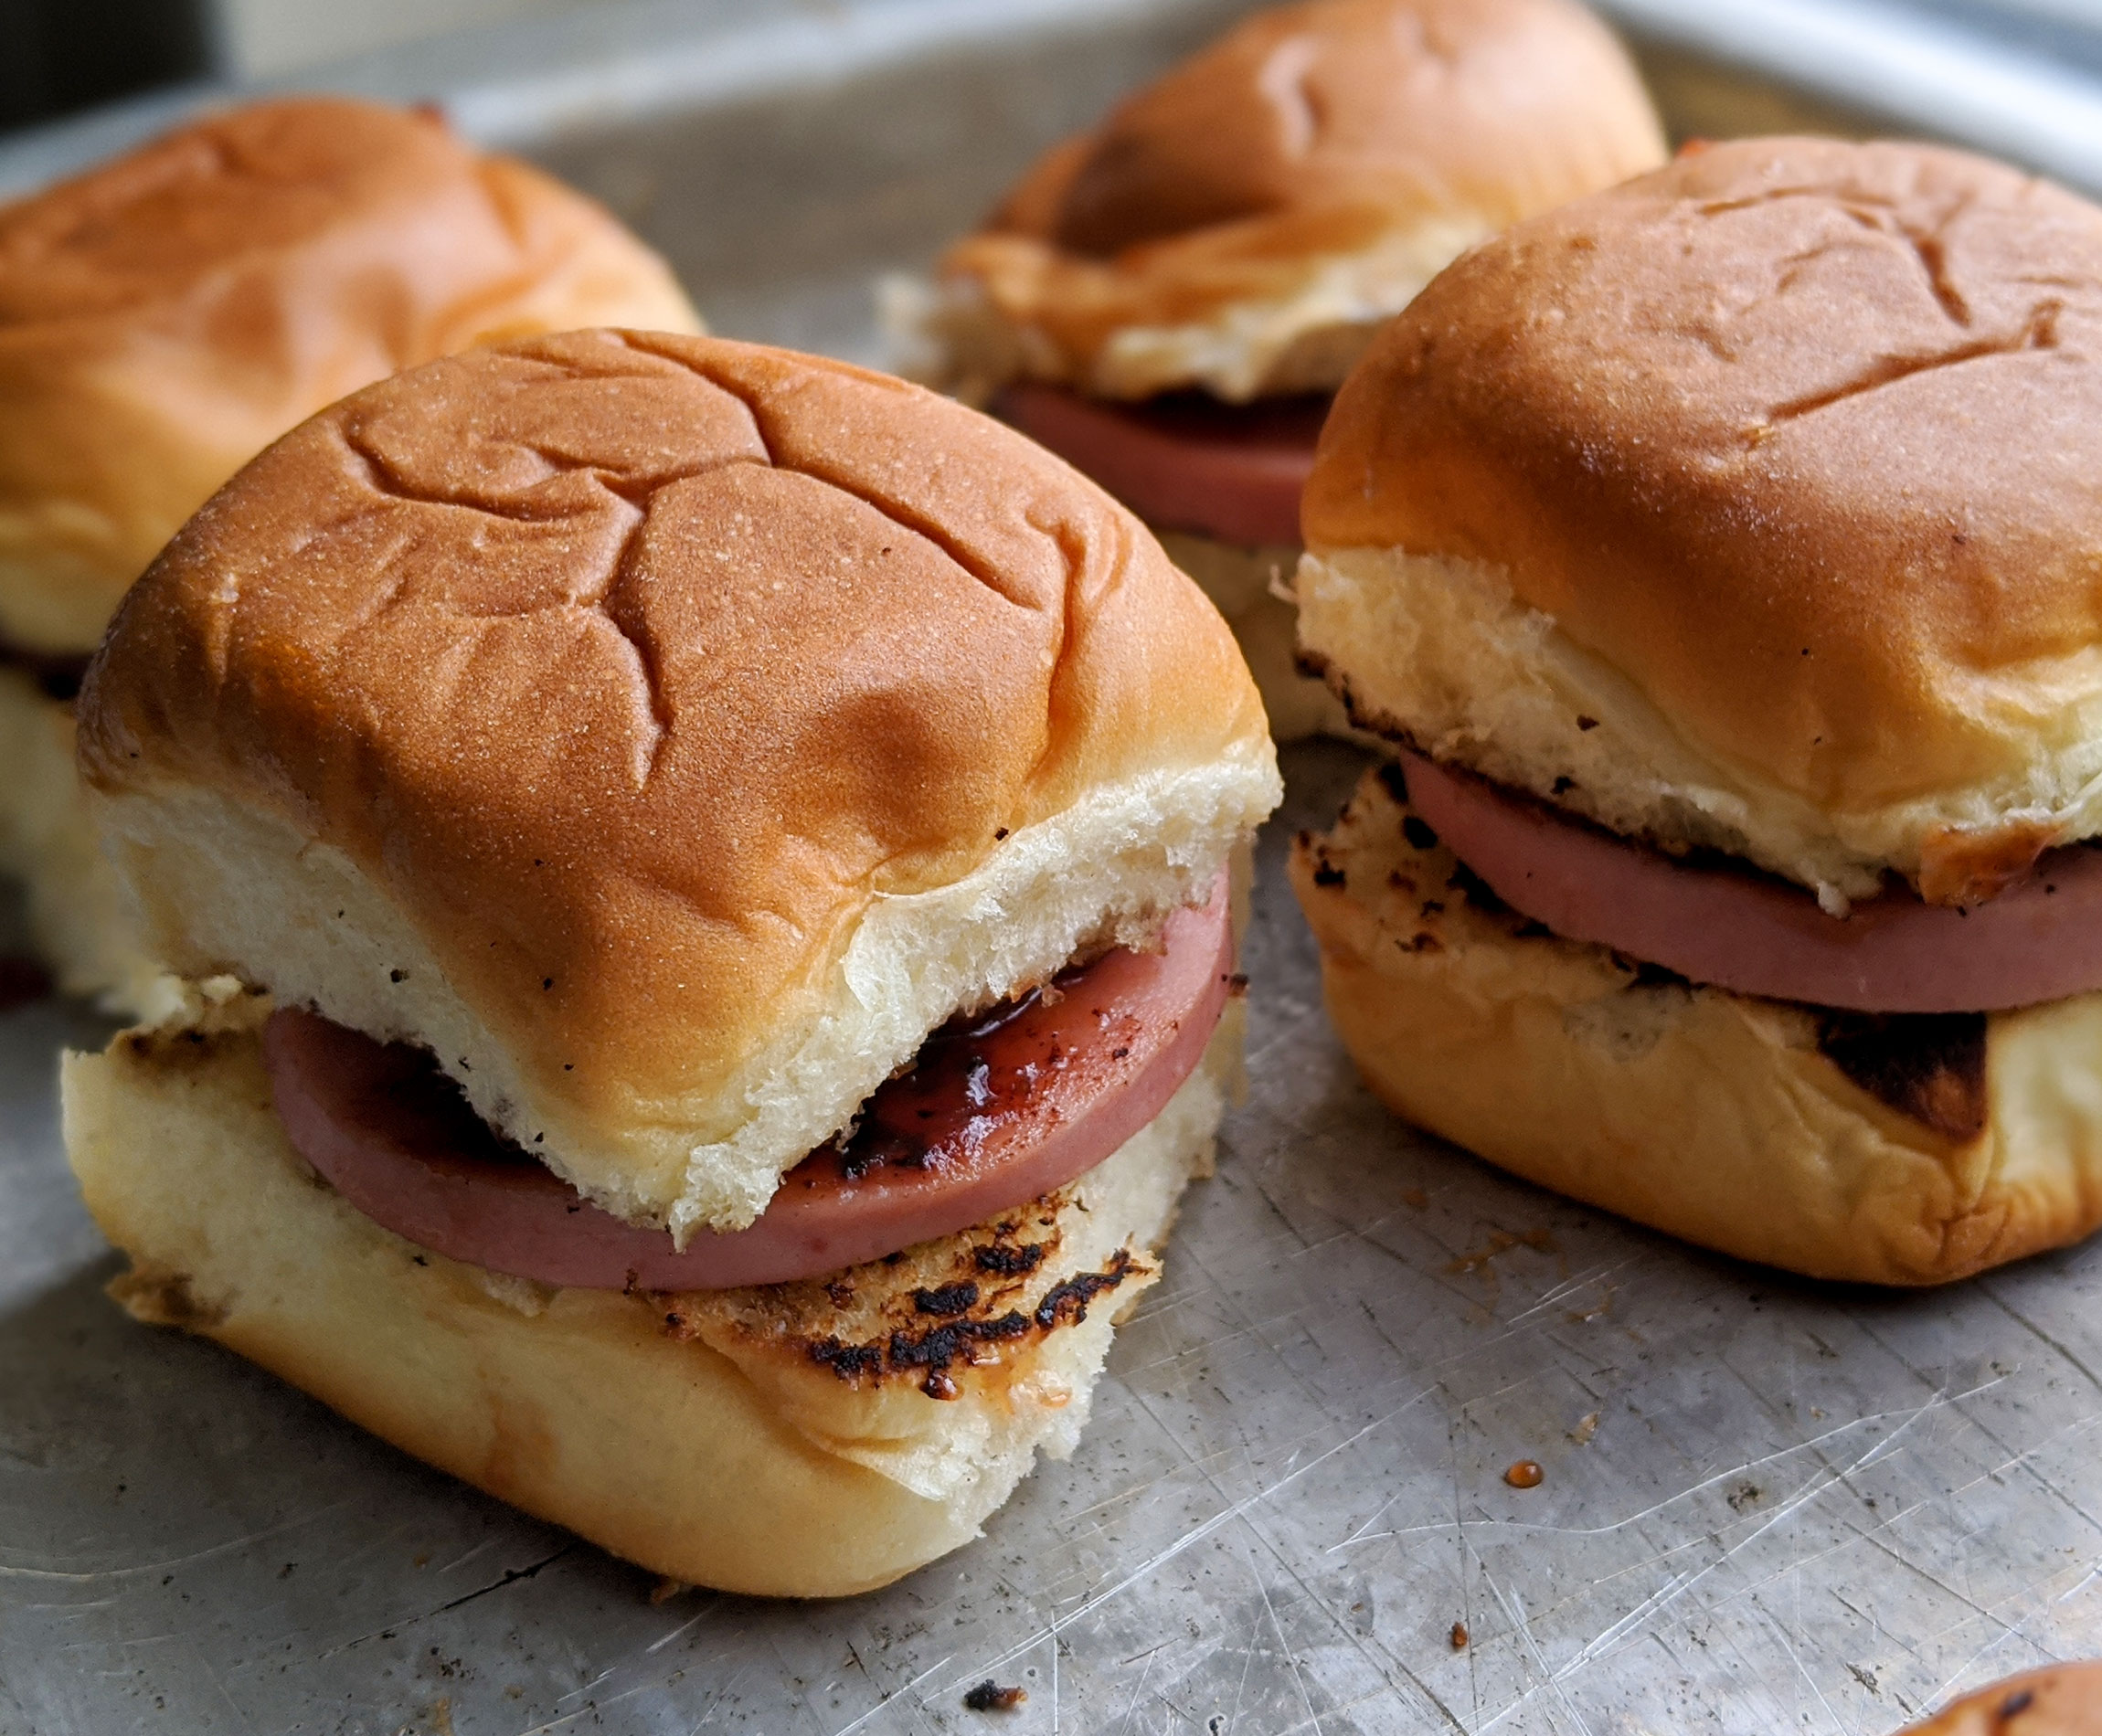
left=6, top=5, right=2102, bottom=1731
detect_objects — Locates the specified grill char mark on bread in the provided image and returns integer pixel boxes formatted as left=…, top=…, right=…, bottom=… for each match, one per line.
left=668, top=1221, right=1141, bottom=1403
left=1813, top=1012, right=1990, bottom=1142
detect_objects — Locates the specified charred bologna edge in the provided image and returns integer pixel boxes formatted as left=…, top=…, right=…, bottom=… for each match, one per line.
left=264, top=876, right=1236, bottom=1290
left=1400, top=748, right=2102, bottom=1015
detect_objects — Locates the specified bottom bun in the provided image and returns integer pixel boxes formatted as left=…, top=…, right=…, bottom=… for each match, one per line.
left=1899, top=1662, right=2102, bottom=1732
left=1153, top=532, right=1361, bottom=746
left=62, top=990, right=1237, bottom=1597
left=0, top=670, right=178, bottom=1019
left=1290, top=766, right=2102, bottom=1286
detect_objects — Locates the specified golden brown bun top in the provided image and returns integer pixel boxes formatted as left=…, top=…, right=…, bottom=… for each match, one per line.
left=992, top=0, right=1665, bottom=259
left=80, top=332, right=1268, bottom=1132
left=1899, top=1664, right=2102, bottom=1734
left=0, top=97, right=701, bottom=652
left=1309, top=137, right=2102, bottom=851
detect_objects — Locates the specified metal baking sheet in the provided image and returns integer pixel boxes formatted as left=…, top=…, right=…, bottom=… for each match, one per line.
left=7, top=5, right=2102, bottom=1730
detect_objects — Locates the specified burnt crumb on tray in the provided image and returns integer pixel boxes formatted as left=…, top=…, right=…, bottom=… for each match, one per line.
left=1816, top=1010, right=1988, bottom=1141
left=962, top=1681, right=1027, bottom=1712
left=884, top=1312, right=1030, bottom=1397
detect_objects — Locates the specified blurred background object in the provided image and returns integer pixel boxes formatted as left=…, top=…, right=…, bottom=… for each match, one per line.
left=4, top=0, right=2102, bottom=377
left=0, top=0, right=215, bottom=132
left=213, top=0, right=612, bottom=79
left=6, top=0, right=2102, bottom=166
left=1607, top=0, right=2102, bottom=196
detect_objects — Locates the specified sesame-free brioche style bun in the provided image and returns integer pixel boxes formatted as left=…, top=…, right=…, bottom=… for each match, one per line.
left=915, top=0, right=1664, bottom=741
left=1896, top=1663, right=2102, bottom=1734
left=0, top=96, right=701, bottom=654
left=0, top=96, right=702, bottom=1013
left=1293, top=137, right=2102, bottom=1285
left=66, top=331, right=1280, bottom=1594
left=931, top=0, right=1665, bottom=405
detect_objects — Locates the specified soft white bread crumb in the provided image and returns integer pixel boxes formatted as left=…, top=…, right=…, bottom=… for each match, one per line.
left=61, top=998, right=1238, bottom=1596
left=915, top=217, right=1492, bottom=405
left=1153, top=532, right=1371, bottom=746
left=1292, top=545, right=2097, bottom=912
left=92, top=748, right=1273, bottom=1240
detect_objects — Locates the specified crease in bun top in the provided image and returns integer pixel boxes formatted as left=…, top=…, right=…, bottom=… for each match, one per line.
left=909, top=0, right=1666, bottom=741
left=1290, top=137, right=2102, bottom=1286
left=66, top=330, right=1279, bottom=1596
left=0, top=95, right=702, bottom=1016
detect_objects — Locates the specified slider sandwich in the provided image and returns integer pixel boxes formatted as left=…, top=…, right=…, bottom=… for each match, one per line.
left=63, top=332, right=1281, bottom=1596
left=918, top=0, right=1664, bottom=738
left=0, top=97, right=702, bottom=1016
left=1292, top=137, right=2102, bottom=1286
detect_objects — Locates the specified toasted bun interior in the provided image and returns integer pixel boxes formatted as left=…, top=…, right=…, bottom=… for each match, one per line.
left=80, top=331, right=1280, bottom=1237
left=1301, top=138, right=2102, bottom=908
left=63, top=993, right=1237, bottom=1597
left=0, top=97, right=702, bottom=653
left=1290, top=766, right=2102, bottom=1286
left=927, top=0, right=1665, bottom=401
